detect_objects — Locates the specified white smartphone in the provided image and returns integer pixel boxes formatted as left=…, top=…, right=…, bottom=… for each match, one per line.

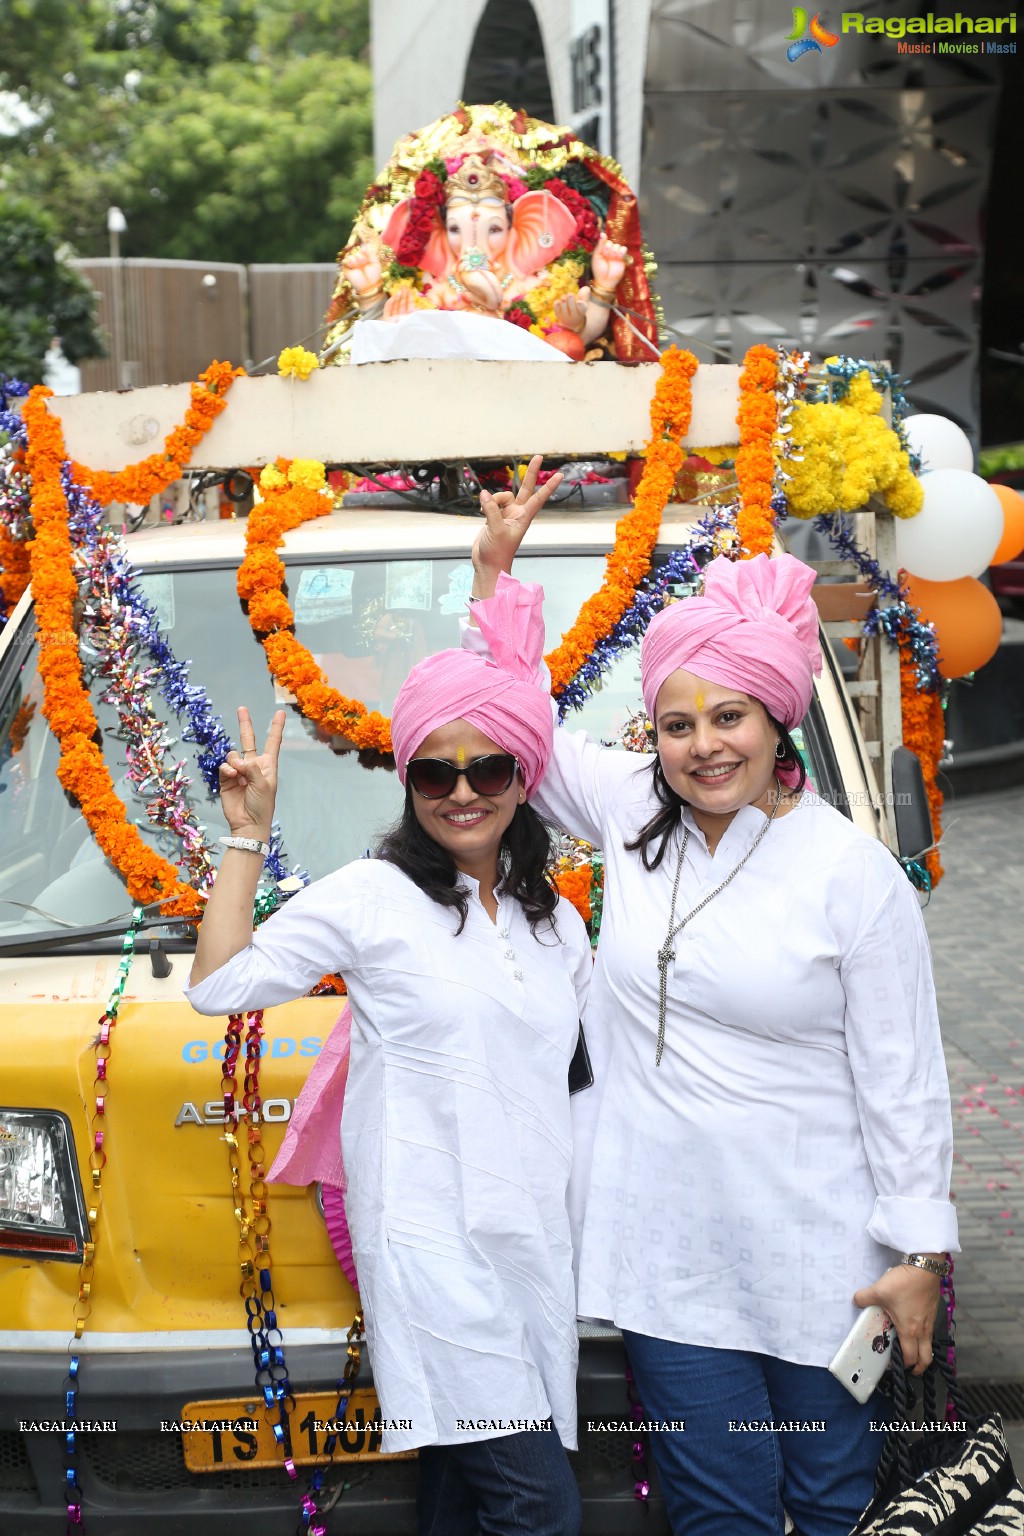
left=828, top=1305, right=896, bottom=1404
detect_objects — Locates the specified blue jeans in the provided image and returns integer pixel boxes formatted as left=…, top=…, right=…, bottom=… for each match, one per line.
left=622, top=1331, right=879, bottom=1536
left=416, top=1425, right=581, bottom=1536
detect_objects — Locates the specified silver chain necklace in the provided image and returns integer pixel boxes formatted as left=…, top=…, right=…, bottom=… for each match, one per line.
left=655, top=792, right=783, bottom=1067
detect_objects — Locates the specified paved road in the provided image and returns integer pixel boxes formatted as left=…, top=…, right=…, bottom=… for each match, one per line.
left=923, top=783, right=1024, bottom=1399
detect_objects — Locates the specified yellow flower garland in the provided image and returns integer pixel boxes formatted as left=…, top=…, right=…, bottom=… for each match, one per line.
left=277, top=346, right=320, bottom=380
left=785, top=371, right=922, bottom=520
left=526, top=260, right=586, bottom=337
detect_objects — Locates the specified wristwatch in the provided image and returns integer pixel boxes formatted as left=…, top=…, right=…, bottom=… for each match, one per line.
left=899, top=1253, right=951, bottom=1278
left=218, top=834, right=270, bottom=857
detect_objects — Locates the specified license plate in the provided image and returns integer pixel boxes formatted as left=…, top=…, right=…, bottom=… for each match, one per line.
left=180, top=1391, right=415, bottom=1472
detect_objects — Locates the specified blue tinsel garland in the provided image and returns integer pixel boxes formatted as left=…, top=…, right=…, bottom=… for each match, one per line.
left=62, top=470, right=306, bottom=886
left=556, top=507, right=735, bottom=720
left=811, top=512, right=946, bottom=698
left=0, top=384, right=306, bottom=888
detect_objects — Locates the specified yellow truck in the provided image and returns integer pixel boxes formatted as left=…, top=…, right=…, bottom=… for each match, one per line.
left=0, top=361, right=930, bottom=1532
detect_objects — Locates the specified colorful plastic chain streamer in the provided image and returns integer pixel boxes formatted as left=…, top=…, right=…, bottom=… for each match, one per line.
left=296, top=1310, right=365, bottom=1534
left=221, top=1010, right=298, bottom=1475
left=624, top=1361, right=651, bottom=1506
left=64, top=910, right=144, bottom=1531
left=941, top=1258, right=957, bottom=1421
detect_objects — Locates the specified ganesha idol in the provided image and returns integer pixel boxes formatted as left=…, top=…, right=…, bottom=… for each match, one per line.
left=322, top=105, right=660, bottom=364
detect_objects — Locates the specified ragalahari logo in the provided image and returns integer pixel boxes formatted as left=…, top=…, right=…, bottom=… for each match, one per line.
left=786, top=8, right=840, bottom=61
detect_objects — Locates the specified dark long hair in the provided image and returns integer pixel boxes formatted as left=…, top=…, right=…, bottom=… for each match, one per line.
left=624, top=715, right=807, bottom=871
left=376, top=790, right=560, bottom=937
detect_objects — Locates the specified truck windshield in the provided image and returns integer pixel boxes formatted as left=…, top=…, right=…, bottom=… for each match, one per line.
left=0, top=552, right=830, bottom=943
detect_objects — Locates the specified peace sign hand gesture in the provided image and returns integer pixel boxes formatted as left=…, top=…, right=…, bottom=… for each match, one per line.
left=219, top=706, right=286, bottom=840
left=471, top=455, right=564, bottom=601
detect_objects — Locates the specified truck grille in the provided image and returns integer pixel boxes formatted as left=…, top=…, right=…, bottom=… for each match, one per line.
left=71, top=1425, right=655, bottom=1500
left=76, top=1429, right=420, bottom=1497
left=0, top=1430, right=38, bottom=1493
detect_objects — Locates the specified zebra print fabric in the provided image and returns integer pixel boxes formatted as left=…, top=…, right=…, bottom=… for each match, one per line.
left=851, top=1414, right=1024, bottom=1533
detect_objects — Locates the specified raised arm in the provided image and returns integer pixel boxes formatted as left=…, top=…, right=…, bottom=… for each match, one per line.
left=190, top=705, right=285, bottom=987
left=471, top=454, right=562, bottom=603
left=466, top=458, right=654, bottom=849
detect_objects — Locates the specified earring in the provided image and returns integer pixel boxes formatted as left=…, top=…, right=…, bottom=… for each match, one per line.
left=775, top=740, right=786, bottom=760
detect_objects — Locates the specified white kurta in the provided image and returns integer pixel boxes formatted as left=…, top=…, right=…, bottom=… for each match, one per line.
left=186, top=859, right=592, bottom=1453
left=530, top=731, right=960, bottom=1366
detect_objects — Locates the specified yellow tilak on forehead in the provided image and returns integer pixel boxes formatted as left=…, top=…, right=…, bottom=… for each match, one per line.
left=456, top=745, right=467, bottom=766
left=696, top=693, right=705, bottom=713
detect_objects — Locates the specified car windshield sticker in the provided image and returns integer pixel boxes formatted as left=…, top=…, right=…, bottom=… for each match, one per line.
left=295, top=567, right=354, bottom=624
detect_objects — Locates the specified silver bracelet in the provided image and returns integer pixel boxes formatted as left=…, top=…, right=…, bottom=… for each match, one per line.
left=899, top=1253, right=951, bottom=1278
left=218, top=834, right=270, bottom=857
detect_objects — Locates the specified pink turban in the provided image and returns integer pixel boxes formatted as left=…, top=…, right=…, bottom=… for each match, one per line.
left=641, top=553, right=822, bottom=733
left=390, top=578, right=553, bottom=796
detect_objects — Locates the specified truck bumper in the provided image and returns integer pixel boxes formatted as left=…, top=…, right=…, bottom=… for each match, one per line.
left=0, top=1337, right=667, bottom=1533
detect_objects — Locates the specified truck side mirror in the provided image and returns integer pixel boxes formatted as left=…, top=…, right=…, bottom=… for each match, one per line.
left=891, top=745, right=934, bottom=862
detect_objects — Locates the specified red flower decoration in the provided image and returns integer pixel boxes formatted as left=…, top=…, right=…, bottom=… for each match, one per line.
left=505, top=307, right=535, bottom=330
left=395, top=168, right=448, bottom=266
left=545, top=179, right=600, bottom=253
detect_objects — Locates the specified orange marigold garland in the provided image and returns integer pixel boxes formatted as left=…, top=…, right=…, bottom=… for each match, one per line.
left=553, top=866, right=593, bottom=924
left=735, top=343, right=779, bottom=560
left=238, top=463, right=394, bottom=752
left=70, top=360, right=244, bottom=508
left=899, top=649, right=944, bottom=888
left=0, top=524, right=31, bottom=617
left=241, top=351, right=699, bottom=744
left=23, top=387, right=200, bottom=913
left=8, top=698, right=36, bottom=754
left=545, top=346, right=699, bottom=693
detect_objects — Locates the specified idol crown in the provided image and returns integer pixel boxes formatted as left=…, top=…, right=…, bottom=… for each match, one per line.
left=445, top=155, right=508, bottom=208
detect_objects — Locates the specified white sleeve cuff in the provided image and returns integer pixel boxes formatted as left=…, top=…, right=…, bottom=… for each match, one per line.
left=867, top=1195, right=960, bottom=1255
left=459, top=615, right=490, bottom=655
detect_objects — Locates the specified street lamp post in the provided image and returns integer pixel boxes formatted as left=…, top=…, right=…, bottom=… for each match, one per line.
left=107, top=206, right=127, bottom=389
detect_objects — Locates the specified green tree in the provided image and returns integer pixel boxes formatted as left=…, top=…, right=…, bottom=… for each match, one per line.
left=255, top=0, right=370, bottom=61
left=117, top=54, right=373, bottom=263
left=0, top=0, right=373, bottom=262
left=0, top=195, right=106, bottom=384
left=0, top=0, right=101, bottom=101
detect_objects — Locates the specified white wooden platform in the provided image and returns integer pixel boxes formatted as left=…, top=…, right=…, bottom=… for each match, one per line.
left=49, top=360, right=742, bottom=469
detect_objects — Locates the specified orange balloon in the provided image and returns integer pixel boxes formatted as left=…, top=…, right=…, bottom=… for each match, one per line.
left=989, top=483, right=1024, bottom=565
left=904, top=573, right=1003, bottom=679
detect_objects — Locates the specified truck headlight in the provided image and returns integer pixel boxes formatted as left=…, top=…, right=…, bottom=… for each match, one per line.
left=0, top=1109, right=90, bottom=1262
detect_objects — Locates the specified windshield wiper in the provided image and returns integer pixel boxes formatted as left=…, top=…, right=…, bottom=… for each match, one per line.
left=0, top=913, right=195, bottom=957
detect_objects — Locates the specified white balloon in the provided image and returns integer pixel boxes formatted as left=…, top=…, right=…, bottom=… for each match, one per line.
left=895, top=469, right=1004, bottom=582
left=904, top=414, right=974, bottom=474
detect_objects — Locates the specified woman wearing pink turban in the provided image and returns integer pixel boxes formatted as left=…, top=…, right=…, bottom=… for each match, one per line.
left=465, top=470, right=958, bottom=1536
left=186, top=618, right=592, bottom=1536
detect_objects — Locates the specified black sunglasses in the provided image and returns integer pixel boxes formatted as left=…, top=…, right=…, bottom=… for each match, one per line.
left=406, top=753, right=520, bottom=800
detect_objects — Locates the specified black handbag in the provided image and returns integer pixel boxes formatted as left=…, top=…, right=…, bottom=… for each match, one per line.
left=567, top=1022, right=594, bottom=1095
left=851, top=1335, right=1024, bottom=1534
